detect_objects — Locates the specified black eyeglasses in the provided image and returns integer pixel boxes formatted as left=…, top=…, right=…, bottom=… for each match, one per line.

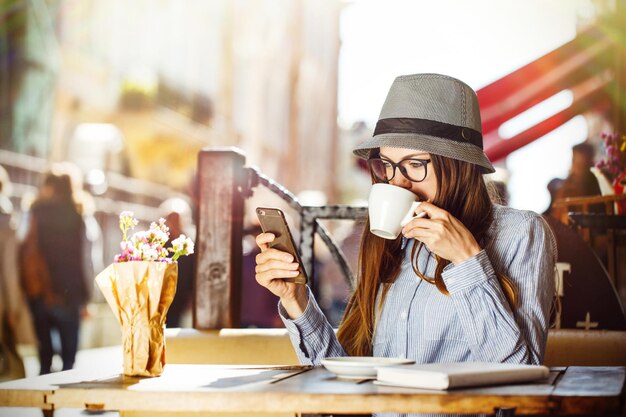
left=367, top=157, right=431, bottom=183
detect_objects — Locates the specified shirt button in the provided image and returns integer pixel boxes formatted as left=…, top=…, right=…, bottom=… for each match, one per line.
left=400, top=310, right=408, bottom=319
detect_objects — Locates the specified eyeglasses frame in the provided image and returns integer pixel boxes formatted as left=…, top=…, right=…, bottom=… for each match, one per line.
left=367, top=157, right=432, bottom=183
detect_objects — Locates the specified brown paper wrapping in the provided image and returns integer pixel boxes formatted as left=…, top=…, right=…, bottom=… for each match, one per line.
left=95, top=261, right=178, bottom=377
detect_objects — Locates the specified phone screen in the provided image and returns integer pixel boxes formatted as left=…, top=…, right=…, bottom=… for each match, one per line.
left=256, top=207, right=307, bottom=284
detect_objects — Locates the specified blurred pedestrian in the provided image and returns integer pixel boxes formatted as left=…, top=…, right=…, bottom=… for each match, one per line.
left=19, top=171, right=91, bottom=374
left=543, top=178, right=564, bottom=220
left=54, top=161, right=102, bottom=279
left=558, top=142, right=601, bottom=198
left=0, top=166, right=30, bottom=380
left=551, top=142, right=603, bottom=222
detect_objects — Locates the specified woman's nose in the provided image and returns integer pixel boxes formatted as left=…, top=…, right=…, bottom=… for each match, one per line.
left=389, top=172, right=412, bottom=189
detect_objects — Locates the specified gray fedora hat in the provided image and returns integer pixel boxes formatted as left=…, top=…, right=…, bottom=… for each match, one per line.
left=353, top=73, right=495, bottom=174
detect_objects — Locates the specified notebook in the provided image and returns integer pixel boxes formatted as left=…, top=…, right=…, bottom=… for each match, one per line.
left=375, top=362, right=550, bottom=390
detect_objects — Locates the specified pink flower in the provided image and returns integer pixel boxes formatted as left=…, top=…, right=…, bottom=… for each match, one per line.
left=113, top=211, right=194, bottom=263
left=607, top=145, right=616, bottom=155
left=597, top=131, right=626, bottom=182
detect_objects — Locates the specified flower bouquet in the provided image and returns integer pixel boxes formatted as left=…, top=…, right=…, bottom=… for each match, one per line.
left=95, top=212, right=194, bottom=377
left=596, top=132, right=626, bottom=187
left=595, top=132, right=626, bottom=213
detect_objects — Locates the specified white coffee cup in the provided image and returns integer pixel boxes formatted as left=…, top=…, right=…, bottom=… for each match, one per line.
left=368, top=183, right=425, bottom=240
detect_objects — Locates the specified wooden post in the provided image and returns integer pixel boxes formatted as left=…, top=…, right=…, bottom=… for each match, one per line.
left=194, top=148, right=245, bottom=329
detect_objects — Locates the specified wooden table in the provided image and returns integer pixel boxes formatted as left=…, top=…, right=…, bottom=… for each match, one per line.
left=0, top=365, right=624, bottom=416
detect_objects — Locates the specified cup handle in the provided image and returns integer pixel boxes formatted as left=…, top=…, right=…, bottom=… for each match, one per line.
left=400, top=201, right=426, bottom=227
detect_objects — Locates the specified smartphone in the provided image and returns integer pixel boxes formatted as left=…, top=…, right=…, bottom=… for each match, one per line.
left=256, top=207, right=308, bottom=284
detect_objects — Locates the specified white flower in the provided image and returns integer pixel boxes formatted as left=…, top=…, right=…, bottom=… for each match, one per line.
left=114, top=211, right=194, bottom=263
left=170, top=234, right=194, bottom=261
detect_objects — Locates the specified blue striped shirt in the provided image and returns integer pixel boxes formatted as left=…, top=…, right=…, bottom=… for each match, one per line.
left=279, top=204, right=556, bottom=381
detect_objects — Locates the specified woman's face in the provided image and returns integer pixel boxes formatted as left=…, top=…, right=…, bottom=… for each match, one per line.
left=378, top=146, right=438, bottom=202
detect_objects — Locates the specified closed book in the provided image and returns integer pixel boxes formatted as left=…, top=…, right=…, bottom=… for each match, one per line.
left=375, top=362, right=549, bottom=390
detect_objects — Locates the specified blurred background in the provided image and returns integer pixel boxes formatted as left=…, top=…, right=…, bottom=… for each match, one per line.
left=1, top=0, right=625, bottom=377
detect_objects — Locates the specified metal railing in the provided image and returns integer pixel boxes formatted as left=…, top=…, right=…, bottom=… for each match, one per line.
left=252, top=169, right=368, bottom=288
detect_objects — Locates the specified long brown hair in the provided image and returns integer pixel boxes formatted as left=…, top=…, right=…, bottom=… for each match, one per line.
left=337, top=154, right=516, bottom=356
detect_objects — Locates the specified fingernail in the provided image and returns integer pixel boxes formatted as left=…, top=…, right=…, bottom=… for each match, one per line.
left=290, top=270, right=299, bottom=275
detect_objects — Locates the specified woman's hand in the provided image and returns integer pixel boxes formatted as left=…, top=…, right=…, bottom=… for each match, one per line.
left=255, top=232, right=308, bottom=319
left=401, top=202, right=481, bottom=264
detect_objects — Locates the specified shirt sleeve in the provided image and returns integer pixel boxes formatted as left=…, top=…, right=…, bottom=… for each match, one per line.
left=441, top=213, right=556, bottom=364
left=278, top=286, right=346, bottom=365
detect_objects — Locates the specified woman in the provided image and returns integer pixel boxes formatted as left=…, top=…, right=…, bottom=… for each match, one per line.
left=20, top=172, right=90, bottom=374
left=255, top=73, right=556, bottom=367
left=0, top=165, right=30, bottom=380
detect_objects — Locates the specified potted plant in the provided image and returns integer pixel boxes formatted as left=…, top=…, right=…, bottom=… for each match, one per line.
left=95, top=212, right=194, bottom=377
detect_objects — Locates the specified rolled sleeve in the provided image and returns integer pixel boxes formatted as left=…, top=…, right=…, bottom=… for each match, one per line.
left=442, top=250, right=495, bottom=293
left=278, top=286, right=327, bottom=337
left=278, top=286, right=345, bottom=364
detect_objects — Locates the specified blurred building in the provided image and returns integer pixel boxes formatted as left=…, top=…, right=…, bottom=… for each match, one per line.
left=1, top=0, right=342, bottom=199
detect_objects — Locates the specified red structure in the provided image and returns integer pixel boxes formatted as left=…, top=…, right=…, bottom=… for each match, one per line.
left=479, top=11, right=625, bottom=162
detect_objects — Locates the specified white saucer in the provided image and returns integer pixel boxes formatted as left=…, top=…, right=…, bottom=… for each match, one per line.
left=321, top=356, right=415, bottom=379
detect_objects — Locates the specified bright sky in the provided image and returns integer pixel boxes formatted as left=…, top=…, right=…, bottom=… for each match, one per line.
left=338, top=0, right=596, bottom=212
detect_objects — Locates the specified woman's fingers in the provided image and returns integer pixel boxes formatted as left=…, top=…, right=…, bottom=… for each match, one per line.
left=255, top=259, right=299, bottom=274
left=412, top=201, right=449, bottom=220
left=255, top=268, right=301, bottom=286
left=255, top=248, right=294, bottom=266
left=255, top=232, right=276, bottom=251
left=254, top=233, right=305, bottom=300
left=402, top=219, right=444, bottom=240
left=255, top=245, right=300, bottom=290
left=402, top=217, right=444, bottom=235
left=401, top=205, right=480, bottom=264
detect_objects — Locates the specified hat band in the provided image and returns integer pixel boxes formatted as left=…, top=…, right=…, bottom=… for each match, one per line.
left=373, top=117, right=483, bottom=149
